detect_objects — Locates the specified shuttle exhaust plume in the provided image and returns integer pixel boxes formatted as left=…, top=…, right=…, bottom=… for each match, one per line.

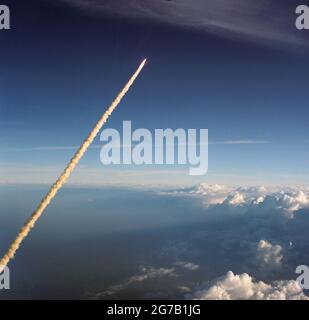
left=0, top=59, right=147, bottom=272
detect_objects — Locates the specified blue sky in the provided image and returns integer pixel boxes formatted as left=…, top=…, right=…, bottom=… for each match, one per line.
left=0, top=0, right=309, bottom=186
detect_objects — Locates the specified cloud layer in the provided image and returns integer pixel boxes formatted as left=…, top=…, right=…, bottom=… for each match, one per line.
left=176, top=183, right=309, bottom=214
left=85, top=183, right=309, bottom=300
left=189, top=271, right=308, bottom=300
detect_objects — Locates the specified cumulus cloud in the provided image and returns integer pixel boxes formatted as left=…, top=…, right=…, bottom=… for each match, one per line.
left=163, top=184, right=309, bottom=288
left=89, top=184, right=309, bottom=300
left=271, top=190, right=309, bottom=213
left=181, top=184, right=309, bottom=215
left=188, top=271, right=308, bottom=300
left=256, top=240, right=283, bottom=269
left=224, top=192, right=246, bottom=206
left=172, top=183, right=231, bottom=205
left=194, top=183, right=228, bottom=195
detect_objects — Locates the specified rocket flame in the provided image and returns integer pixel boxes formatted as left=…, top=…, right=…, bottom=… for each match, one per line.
left=0, top=59, right=147, bottom=272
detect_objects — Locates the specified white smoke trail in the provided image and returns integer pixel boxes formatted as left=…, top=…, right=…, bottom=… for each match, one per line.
left=0, top=59, right=147, bottom=272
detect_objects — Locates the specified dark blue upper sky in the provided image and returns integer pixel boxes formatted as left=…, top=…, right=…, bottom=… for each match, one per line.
left=1, top=0, right=309, bottom=186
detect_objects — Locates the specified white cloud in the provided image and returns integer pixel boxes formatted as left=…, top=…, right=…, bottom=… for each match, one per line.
left=224, top=192, right=246, bottom=206
left=60, top=0, right=307, bottom=47
left=188, top=271, right=308, bottom=300
left=93, top=260, right=200, bottom=298
left=172, top=183, right=231, bottom=205
left=178, top=286, right=192, bottom=294
left=183, top=184, right=309, bottom=214
left=210, top=140, right=269, bottom=145
left=277, top=191, right=309, bottom=212
left=130, top=266, right=177, bottom=282
left=232, top=189, right=309, bottom=213
left=193, top=183, right=228, bottom=195
left=256, top=240, right=283, bottom=268
left=87, top=185, right=309, bottom=300
left=93, top=265, right=177, bottom=299
left=164, top=184, right=309, bottom=285
left=174, top=261, right=200, bottom=271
